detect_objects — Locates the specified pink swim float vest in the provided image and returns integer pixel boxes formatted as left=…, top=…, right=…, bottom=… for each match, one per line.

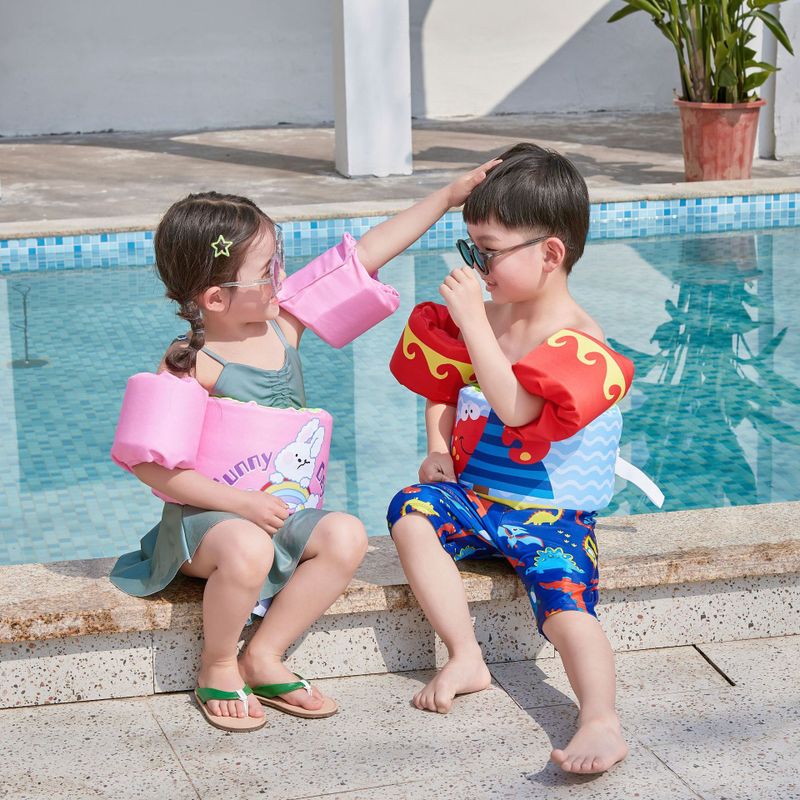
left=111, top=371, right=332, bottom=508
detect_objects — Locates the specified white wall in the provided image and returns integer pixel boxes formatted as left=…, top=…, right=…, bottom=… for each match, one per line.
left=774, top=2, right=800, bottom=158
left=0, top=0, right=335, bottom=135
left=410, top=0, right=678, bottom=117
left=0, top=0, right=749, bottom=137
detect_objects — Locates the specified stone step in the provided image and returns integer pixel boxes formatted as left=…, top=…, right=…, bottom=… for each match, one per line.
left=1, top=502, right=798, bottom=709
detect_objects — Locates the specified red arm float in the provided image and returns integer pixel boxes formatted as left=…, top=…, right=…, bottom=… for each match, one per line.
left=508, top=328, right=634, bottom=445
left=389, top=302, right=476, bottom=405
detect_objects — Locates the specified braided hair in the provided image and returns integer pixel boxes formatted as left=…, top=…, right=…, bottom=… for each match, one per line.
left=154, top=192, right=275, bottom=376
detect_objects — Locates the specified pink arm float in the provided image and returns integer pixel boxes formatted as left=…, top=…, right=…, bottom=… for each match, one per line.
left=111, top=372, right=208, bottom=478
left=111, top=372, right=332, bottom=508
left=277, top=233, right=400, bottom=348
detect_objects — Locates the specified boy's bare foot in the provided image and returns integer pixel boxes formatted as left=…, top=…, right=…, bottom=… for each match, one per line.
left=550, top=713, right=629, bottom=774
left=198, top=656, right=264, bottom=719
left=413, top=649, right=492, bottom=714
left=240, top=651, right=329, bottom=711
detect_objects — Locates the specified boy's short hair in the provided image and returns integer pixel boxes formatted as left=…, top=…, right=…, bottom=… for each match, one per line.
left=463, top=143, right=590, bottom=273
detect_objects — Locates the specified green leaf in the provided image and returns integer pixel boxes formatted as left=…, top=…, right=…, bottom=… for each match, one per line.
left=724, top=30, right=742, bottom=50
left=749, top=60, right=778, bottom=71
left=607, top=5, right=642, bottom=22
left=714, top=40, right=730, bottom=71
left=744, top=70, right=773, bottom=92
left=717, top=64, right=738, bottom=87
left=619, top=0, right=666, bottom=17
left=753, top=10, right=795, bottom=55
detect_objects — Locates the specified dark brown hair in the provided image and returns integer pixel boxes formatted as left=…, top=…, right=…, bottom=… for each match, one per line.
left=155, top=192, right=274, bottom=375
left=463, top=142, right=590, bottom=273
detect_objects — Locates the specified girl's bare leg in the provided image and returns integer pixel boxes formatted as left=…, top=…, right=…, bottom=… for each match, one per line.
left=543, top=610, right=629, bottom=773
left=180, top=519, right=274, bottom=720
left=239, top=512, right=368, bottom=710
left=392, top=513, right=491, bottom=713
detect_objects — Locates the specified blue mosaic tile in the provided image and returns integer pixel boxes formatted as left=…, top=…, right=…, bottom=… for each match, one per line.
left=2, top=197, right=800, bottom=565
left=0, top=223, right=800, bottom=564
left=2, top=193, right=800, bottom=272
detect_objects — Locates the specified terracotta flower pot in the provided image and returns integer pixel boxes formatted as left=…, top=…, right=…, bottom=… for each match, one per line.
left=674, top=98, right=765, bottom=182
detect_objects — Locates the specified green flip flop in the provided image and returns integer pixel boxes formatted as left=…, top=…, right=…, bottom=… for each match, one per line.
left=194, top=685, right=267, bottom=732
left=251, top=674, right=338, bottom=718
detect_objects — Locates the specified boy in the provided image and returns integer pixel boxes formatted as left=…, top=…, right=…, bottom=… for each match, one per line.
left=386, top=143, right=633, bottom=774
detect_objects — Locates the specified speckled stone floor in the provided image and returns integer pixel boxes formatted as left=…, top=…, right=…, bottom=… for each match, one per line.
left=3, top=636, right=798, bottom=799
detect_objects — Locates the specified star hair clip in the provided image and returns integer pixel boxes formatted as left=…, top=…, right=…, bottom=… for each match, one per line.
left=211, top=235, right=233, bottom=258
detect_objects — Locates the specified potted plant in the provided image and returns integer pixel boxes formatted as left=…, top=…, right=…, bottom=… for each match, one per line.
left=608, top=0, right=794, bottom=181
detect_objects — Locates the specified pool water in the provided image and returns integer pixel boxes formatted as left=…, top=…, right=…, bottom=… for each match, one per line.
left=2, top=227, right=799, bottom=565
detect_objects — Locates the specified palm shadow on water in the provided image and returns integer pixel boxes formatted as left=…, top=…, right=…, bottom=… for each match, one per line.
left=607, top=231, right=800, bottom=516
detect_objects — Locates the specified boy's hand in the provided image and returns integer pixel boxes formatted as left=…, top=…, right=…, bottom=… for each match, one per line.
left=445, top=158, right=502, bottom=208
left=440, top=266, right=486, bottom=331
left=419, top=451, right=456, bottom=483
left=236, top=491, right=291, bottom=535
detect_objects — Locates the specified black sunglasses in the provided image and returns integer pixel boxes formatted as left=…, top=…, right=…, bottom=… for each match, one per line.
left=456, top=236, right=550, bottom=275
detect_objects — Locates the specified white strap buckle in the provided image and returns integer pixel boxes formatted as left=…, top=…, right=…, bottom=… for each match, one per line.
left=614, top=451, right=664, bottom=508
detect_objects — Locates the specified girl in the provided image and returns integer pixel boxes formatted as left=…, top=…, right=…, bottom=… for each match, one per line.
left=110, top=161, right=498, bottom=732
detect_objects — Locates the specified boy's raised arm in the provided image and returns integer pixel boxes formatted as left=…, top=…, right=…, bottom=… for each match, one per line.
left=440, top=267, right=545, bottom=429
left=356, top=159, right=501, bottom=275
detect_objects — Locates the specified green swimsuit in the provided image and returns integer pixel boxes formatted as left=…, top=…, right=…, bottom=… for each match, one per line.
left=109, top=320, right=329, bottom=601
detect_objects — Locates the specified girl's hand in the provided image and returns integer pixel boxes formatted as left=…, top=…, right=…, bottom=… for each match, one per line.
left=445, top=158, right=502, bottom=208
left=236, top=491, right=291, bottom=535
left=419, top=451, right=456, bottom=483
left=439, top=266, right=487, bottom=332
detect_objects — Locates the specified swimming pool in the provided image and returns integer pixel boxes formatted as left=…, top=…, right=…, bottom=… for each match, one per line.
left=1, top=221, right=799, bottom=565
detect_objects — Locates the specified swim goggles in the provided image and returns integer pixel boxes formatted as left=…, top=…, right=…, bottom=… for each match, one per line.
left=219, top=225, right=284, bottom=293
left=456, top=235, right=549, bottom=275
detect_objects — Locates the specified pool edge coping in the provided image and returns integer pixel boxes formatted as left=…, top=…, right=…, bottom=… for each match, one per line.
left=2, top=500, right=799, bottom=645
left=3, top=175, right=800, bottom=240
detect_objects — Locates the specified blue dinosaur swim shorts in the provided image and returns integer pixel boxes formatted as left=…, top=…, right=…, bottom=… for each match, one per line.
left=387, top=482, right=600, bottom=636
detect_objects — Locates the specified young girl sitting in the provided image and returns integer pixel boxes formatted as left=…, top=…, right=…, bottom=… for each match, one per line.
left=109, top=162, right=498, bottom=732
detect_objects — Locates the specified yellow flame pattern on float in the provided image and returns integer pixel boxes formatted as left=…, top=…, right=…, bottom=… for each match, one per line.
left=546, top=330, right=628, bottom=403
left=401, top=324, right=476, bottom=385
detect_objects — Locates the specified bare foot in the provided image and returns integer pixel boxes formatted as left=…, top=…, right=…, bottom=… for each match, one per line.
left=413, top=649, right=492, bottom=714
left=240, top=651, right=329, bottom=712
left=197, top=656, right=264, bottom=720
left=550, top=714, right=629, bottom=774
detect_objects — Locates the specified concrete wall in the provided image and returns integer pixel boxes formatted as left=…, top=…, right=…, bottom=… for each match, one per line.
left=1, top=0, right=679, bottom=137
left=0, top=0, right=336, bottom=135
left=774, top=3, right=800, bottom=159
left=410, top=0, right=678, bottom=117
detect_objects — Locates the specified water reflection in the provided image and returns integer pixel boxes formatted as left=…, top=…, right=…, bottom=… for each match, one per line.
left=2, top=231, right=799, bottom=565
left=605, top=232, right=800, bottom=514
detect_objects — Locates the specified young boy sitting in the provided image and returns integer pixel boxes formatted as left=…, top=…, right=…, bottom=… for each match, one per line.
left=386, top=143, right=634, bottom=774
